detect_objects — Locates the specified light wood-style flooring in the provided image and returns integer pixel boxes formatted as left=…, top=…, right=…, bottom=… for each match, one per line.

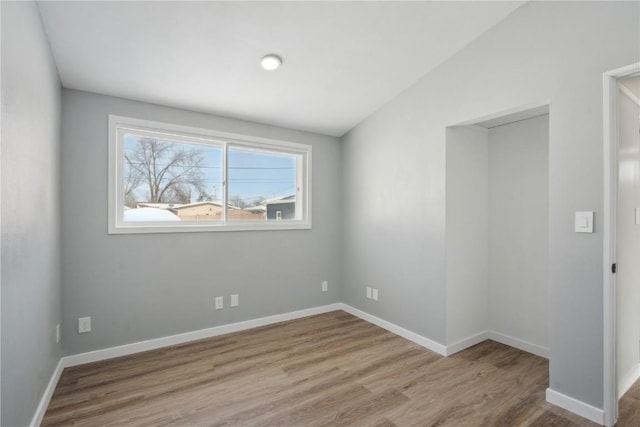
left=42, top=311, right=634, bottom=426
left=619, top=378, right=640, bottom=426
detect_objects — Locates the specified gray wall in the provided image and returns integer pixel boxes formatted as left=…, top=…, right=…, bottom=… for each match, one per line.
left=1, top=2, right=63, bottom=426
left=61, top=90, right=342, bottom=355
left=445, top=126, right=489, bottom=345
left=342, top=1, right=639, bottom=408
left=488, top=116, right=549, bottom=350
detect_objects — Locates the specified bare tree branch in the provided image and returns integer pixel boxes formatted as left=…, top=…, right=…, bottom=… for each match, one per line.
left=123, top=138, right=207, bottom=204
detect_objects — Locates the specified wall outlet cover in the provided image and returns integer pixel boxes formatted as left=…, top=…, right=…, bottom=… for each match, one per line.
left=78, top=317, right=91, bottom=334
left=322, top=281, right=328, bottom=292
left=230, top=294, right=239, bottom=307
left=366, top=287, right=372, bottom=299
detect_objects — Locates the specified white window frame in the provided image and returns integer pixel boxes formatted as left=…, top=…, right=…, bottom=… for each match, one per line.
left=108, top=115, right=312, bottom=234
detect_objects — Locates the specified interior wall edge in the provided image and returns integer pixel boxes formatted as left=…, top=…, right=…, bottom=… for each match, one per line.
left=545, top=388, right=605, bottom=425
left=445, top=330, right=490, bottom=356
left=618, top=365, right=640, bottom=400
left=619, top=83, right=640, bottom=107
left=487, top=330, right=549, bottom=359
left=28, top=359, right=65, bottom=427
left=1, top=1, right=64, bottom=425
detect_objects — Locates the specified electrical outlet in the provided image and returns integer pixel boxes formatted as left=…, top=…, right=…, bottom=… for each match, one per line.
left=215, top=296, right=224, bottom=310
left=322, top=281, right=328, bottom=292
left=56, top=323, right=61, bottom=343
left=78, top=317, right=91, bottom=334
left=366, top=287, right=372, bottom=299
left=230, top=294, right=239, bottom=307
left=372, top=288, right=379, bottom=301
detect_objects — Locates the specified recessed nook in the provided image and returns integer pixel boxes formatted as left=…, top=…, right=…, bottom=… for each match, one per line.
left=446, top=104, right=550, bottom=358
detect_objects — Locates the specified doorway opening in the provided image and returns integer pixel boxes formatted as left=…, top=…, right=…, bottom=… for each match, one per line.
left=603, top=63, right=640, bottom=427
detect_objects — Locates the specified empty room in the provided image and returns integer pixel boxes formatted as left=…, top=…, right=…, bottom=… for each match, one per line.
left=2, top=1, right=639, bottom=426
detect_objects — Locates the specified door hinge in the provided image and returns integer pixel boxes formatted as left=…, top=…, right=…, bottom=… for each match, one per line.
left=612, top=263, right=617, bottom=274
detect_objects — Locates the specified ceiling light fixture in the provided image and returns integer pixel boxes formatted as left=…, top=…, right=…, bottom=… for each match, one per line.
left=261, top=54, right=282, bottom=71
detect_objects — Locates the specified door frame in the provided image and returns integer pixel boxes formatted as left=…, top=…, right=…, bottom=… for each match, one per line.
left=603, top=62, right=640, bottom=427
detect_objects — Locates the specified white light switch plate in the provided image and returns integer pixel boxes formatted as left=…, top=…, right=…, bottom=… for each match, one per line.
left=636, top=207, right=640, bottom=226
left=575, top=211, right=594, bottom=233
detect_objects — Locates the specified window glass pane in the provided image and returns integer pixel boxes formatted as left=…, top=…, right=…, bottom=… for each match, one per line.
left=110, top=116, right=310, bottom=233
left=227, top=147, right=298, bottom=221
left=122, top=134, right=223, bottom=222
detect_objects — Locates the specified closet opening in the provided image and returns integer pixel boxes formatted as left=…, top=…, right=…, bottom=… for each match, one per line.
left=445, top=104, right=550, bottom=358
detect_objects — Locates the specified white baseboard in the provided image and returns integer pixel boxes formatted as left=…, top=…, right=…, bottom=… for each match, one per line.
left=63, top=303, right=343, bottom=367
left=445, top=331, right=490, bottom=356
left=338, top=303, right=447, bottom=356
left=488, top=330, right=549, bottom=359
left=33, top=302, right=447, bottom=425
left=30, top=303, right=581, bottom=427
left=618, top=364, right=640, bottom=398
left=30, top=358, right=64, bottom=427
left=546, top=388, right=604, bottom=425
left=30, top=304, right=342, bottom=426
left=443, top=330, right=548, bottom=358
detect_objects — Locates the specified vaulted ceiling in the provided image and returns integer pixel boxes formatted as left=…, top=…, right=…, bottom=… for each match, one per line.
left=37, top=1, right=524, bottom=136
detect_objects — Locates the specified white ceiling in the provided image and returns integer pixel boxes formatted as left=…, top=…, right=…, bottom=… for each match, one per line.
left=37, top=1, right=523, bottom=137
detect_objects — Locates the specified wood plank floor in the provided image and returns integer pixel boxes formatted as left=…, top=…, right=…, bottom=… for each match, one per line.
left=619, top=378, right=640, bottom=426
left=42, top=311, right=619, bottom=426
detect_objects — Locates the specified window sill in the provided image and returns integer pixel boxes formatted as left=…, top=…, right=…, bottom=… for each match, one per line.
left=108, top=221, right=312, bottom=234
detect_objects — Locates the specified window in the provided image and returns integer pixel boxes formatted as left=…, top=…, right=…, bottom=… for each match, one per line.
left=108, top=116, right=311, bottom=233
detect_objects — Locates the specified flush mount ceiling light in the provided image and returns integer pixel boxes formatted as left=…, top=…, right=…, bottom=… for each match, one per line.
left=261, top=54, right=282, bottom=71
